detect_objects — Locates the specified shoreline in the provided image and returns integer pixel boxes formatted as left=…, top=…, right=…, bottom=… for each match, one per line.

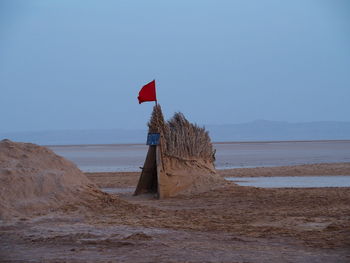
left=45, top=139, right=350, bottom=147
left=83, top=161, right=350, bottom=253
left=84, top=162, right=350, bottom=189
left=48, top=141, right=350, bottom=173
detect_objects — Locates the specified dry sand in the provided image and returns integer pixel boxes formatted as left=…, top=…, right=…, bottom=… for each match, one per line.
left=0, top=141, right=349, bottom=262
left=218, top=162, right=350, bottom=177
left=0, top=139, right=117, bottom=221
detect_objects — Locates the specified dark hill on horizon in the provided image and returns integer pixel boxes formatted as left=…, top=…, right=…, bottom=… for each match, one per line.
left=1, top=120, right=350, bottom=145
left=207, top=120, right=350, bottom=142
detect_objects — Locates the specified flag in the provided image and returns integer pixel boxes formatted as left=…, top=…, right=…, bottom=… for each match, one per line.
left=138, top=80, right=157, bottom=104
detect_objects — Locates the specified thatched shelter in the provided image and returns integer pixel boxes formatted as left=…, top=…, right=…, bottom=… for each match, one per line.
left=135, top=105, right=223, bottom=198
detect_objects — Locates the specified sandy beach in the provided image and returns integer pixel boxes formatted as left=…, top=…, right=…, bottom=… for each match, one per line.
left=1, top=163, right=350, bottom=262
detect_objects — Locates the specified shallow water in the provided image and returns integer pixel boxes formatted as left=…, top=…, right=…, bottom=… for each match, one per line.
left=226, top=175, right=350, bottom=188
left=101, top=187, right=135, bottom=194
left=49, top=141, right=350, bottom=172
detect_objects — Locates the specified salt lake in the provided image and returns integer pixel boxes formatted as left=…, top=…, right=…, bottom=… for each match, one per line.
left=49, top=140, right=350, bottom=172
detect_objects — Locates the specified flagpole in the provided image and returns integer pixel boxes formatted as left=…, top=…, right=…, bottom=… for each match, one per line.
left=154, top=79, right=157, bottom=106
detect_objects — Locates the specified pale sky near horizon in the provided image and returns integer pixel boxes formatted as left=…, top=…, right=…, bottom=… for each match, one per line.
left=1, top=0, right=349, bottom=132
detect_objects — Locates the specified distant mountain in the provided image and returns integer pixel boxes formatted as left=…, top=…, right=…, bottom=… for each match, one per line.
left=1, top=121, right=350, bottom=145
left=206, top=120, right=350, bottom=142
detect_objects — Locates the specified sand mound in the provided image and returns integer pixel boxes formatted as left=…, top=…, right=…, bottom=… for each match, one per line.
left=0, top=139, right=106, bottom=220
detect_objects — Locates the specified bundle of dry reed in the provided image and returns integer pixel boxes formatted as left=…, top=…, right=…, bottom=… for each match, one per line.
left=148, top=105, right=215, bottom=162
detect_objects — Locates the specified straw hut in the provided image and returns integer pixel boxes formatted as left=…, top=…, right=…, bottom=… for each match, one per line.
left=134, top=105, right=223, bottom=198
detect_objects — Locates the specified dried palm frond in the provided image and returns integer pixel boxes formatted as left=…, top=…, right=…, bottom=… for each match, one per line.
left=148, top=105, right=215, bottom=162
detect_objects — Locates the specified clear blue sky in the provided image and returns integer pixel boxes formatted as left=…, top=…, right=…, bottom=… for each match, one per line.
left=1, top=0, right=349, bottom=132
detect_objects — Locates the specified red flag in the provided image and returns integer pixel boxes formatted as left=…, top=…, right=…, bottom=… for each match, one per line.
left=138, top=80, right=157, bottom=104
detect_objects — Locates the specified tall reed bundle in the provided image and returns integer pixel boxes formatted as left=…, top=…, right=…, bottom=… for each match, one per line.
left=148, top=105, right=215, bottom=162
left=148, top=104, right=167, bottom=134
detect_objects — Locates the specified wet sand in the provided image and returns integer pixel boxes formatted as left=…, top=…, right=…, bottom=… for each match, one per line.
left=1, top=163, right=350, bottom=262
